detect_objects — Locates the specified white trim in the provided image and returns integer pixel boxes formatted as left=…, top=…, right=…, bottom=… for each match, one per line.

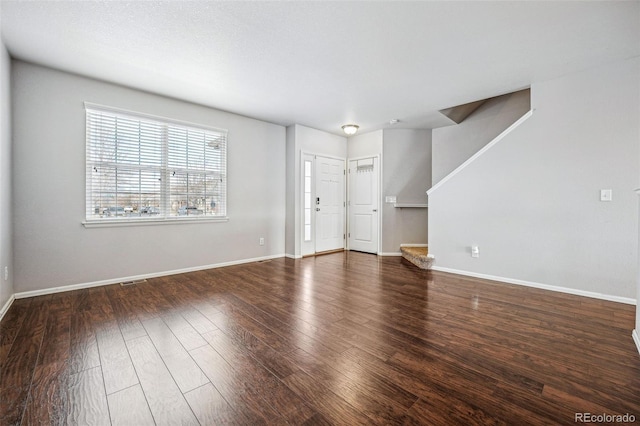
left=285, top=254, right=303, bottom=259
left=14, top=254, right=285, bottom=299
left=633, top=330, right=640, bottom=356
left=84, top=102, right=228, bottom=134
left=302, top=150, right=346, bottom=162
left=400, top=244, right=428, bottom=248
left=378, top=252, right=402, bottom=257
left=348, top=154, right=381, bottom=162
left=83, top=216, right=229, bottom=228
left=427, top=109, right=534, bottom=196
left=0, top=294, right=15, bottom=322
left=431, top=266, right=636, bottom=305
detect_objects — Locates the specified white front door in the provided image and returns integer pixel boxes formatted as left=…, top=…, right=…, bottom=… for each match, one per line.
left=348, top=157, right=378, bottom=254
left=315, top=156, right=345, bottom=253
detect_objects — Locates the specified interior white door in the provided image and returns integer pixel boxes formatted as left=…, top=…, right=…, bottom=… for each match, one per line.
left=315, top=156, right=345, bottom=253
left=348, top=157, right=378, bottom=254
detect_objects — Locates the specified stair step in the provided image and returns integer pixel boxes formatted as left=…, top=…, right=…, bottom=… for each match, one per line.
left=400, top=246, right=434, bottom=270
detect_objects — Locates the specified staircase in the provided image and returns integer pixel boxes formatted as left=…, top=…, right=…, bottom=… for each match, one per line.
left=400, top=246, right=434, bottom=270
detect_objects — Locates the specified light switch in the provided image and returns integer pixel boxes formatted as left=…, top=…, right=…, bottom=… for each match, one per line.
left=600, top=189, right=612, bottom=202
left=385, top=196, right=397, bottom=203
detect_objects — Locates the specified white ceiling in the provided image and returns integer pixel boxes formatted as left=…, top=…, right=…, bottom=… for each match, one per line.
left=1, top=1, right=639, bottom=135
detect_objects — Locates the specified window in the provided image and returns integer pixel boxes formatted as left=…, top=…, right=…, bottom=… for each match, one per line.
left=303, top=160, right=312, bottom=241
left=85, top=103, right=227, bottom=225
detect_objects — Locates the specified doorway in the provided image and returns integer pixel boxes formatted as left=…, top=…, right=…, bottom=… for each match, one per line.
left=348, top=157, right=379, bottom=254
left=301, top=154, right=346, bottom=256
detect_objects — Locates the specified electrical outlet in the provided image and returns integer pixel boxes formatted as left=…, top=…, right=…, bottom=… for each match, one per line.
left=4, top=266, right=8, bottom=281
left=600, top=189, right=612, bottom=202
left=259, top=237, right=265, bottom=246
left=471, top=246, right=479, bottom=258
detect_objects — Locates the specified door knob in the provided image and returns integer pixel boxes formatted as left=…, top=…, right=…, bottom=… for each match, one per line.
left=372, top=209, right=377, bottom=212
left=316, top=208, right=320, bottom=211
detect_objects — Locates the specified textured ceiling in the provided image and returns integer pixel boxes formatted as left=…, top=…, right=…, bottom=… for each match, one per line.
left=2, top=1, right=639, bottom=135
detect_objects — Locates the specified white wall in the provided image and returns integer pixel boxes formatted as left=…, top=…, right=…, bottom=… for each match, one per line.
left=381, top=129, right=431, bottom=254
left=12, top=61, right=286, bottom=294
left=432, top=89, right=531, bottom=184
left=429, top=57, right=639, bottom=301
left=285, top=124, right=347, bottom=257
left=285, top=126, right=296, bottom=256
left=294, top=125, right=347, bottom=160
left=348, top=130, right=382, bottom=159
left=0, top=39, right=13, bottom=312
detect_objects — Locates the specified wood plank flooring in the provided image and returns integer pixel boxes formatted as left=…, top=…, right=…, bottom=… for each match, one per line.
left=1, top=252, right=639, bottom=425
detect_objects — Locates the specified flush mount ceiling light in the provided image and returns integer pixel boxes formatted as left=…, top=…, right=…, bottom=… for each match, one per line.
left=341, top=124, right=359, bottom=136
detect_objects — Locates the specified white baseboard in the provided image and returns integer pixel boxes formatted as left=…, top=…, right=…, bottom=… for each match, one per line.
left=400, top=244, right=428, bottom=248
left=285, top=254, right=303, bottom=259
left=0, top=294, right=15, bottom=322
left=378, top=252, right=402, bottom=257
left=633, top=330, right=640, bottom=356
left=14, top=253, right=286, bottom=300
left=430, top=266, right=636, bottom=305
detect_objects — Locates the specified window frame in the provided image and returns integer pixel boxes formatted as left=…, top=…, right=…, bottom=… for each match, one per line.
left=83, top=102, right=228, bottom=228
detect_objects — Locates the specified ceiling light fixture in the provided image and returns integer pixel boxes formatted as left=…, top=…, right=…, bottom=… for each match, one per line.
left=341, top=124, right=359, bottom=136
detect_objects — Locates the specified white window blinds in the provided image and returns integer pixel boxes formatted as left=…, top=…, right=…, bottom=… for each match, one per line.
left=85, top=104, right=227, bottom=223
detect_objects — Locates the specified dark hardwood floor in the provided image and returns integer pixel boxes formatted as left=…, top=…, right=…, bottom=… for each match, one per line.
left=1, top=251, right=639, bottom=425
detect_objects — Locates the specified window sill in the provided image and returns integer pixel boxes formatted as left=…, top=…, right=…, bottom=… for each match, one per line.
left=82, top=216, right=229, bottom=228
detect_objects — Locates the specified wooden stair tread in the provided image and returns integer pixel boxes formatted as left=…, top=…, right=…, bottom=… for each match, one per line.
left=400, top=246, right=428, bottom=257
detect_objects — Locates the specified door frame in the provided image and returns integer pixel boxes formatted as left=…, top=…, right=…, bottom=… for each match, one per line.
left=346, top=154, right=381, bottom=255
left=300, top=151, right=347, bottom=256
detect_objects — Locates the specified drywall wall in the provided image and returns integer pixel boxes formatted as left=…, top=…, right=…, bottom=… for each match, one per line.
left=285, top=126, right=296, bottom=256
left=381, top=129, right=431, bottom=254
left=348, top=130, right=382, bottom=159
left=0, top=39, right=13, bottom=311
left=12, top=61, right=286, bottom=293
left=429, top=57, right=639, bottom=301
left=432, top=89, right=531, bottom=185
left=285, top=124, right=347, bottom=258
left=294, top=124, right=347, bottom=159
